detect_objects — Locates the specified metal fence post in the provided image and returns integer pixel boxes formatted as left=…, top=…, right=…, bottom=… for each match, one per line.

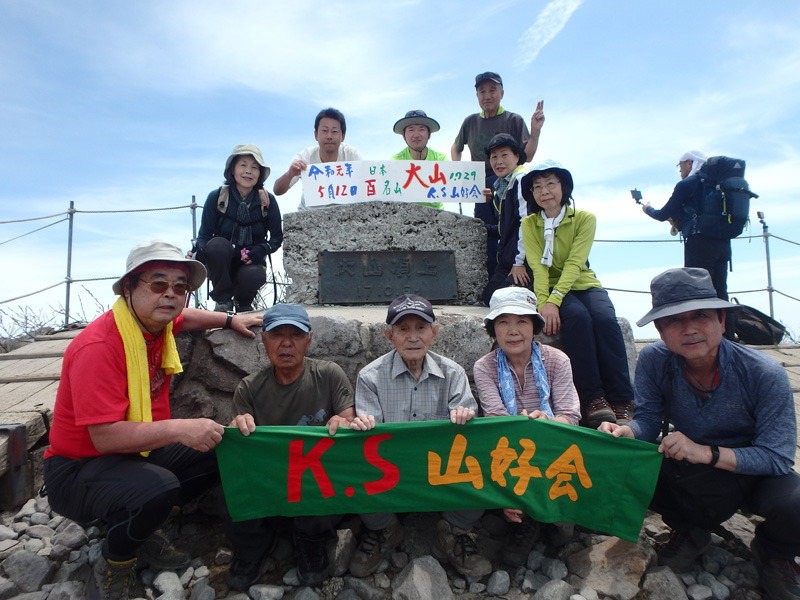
left=758, top=211, right=775, bottom=318
left=64, top=201, right=75, bottom=327
left=190, top=195, right=200, bottom=308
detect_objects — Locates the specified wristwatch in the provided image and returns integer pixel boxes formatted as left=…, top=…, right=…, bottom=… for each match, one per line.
left=224, top=311, right=235, bottom=329
left=709, top=445, right=720, bottom=467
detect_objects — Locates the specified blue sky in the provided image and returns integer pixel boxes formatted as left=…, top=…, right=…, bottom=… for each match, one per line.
left=1, top=0, right=799, bottom=339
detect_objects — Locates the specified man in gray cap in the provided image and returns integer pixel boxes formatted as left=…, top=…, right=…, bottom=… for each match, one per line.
left=640, top=150, right=735, bottom=339
left=599, top=268, right=799, bottom=599
left=43, top=240, right=262, bottom=600
left=391, top=109, right=448, bottom=209
left=346, top=294, right=491, bottom=579
left=227, top=303, right=355, bottom=590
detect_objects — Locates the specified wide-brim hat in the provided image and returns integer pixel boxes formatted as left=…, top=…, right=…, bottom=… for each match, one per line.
left=112, top=240, right=206, bottom=295
left=393, top=110, right=440, bottom=134
left=484, top=133, right=527, bottom=166
left=224, top=144, right=270, bottom=181
left=262, top=304, right=311, bottom=333
left=484, top=287, right=545, bottom=334
left=520, top=159, right=574, bottom=206
left=636, top=267, right=738, bottom=327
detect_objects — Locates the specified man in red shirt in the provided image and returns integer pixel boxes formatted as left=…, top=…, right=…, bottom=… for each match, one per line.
left=43, top=240, right=261, bottom=600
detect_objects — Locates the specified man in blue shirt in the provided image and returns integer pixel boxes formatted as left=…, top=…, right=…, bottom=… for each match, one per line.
left=600, top=267, right=799, bottom=600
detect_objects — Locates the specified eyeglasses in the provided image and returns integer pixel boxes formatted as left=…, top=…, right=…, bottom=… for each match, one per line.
left=532, top=181, right=560, bottom=194
left=140, top=279, right=191, bottom=296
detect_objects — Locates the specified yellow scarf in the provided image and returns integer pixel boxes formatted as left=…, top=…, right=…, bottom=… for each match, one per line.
left=112, top=297, right=183, bottom=456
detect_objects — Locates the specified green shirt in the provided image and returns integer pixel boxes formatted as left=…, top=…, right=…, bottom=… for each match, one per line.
left=391, top=147, right=449, bottom=209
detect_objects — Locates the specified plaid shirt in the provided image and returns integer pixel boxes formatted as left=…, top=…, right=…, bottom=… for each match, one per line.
left=355, top=350, right=477, bottom=423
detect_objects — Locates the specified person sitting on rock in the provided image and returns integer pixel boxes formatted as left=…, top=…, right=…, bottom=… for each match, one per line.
left=227, top=303, right=355, bottom=590
left=474, top=287, right=581, bottom=567
left=519, top=160, right=634, bottom=428
left=43, top=240, right=262, bottom=600
left=599, top=268, right=800, bottom=600
left=191, top=144, right=283, bottom=313
left=346, top=294, right=492, bottom=579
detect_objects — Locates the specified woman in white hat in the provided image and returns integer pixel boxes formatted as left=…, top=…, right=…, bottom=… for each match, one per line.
left=192, top=144, right=283, bottom=313
left=473, top=286, right=580, bottom=567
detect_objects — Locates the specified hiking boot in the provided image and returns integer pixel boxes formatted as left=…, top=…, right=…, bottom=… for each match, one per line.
left=501, top=515, right=541, bottom=567
left=349, top=519, right=405, bottom=578
left=227, top=551, right=268, bottom=591
left=135, top=529, right=191, bottom=570
left=432, top=519, right=492, bottom=577
left=657, top=527, right=711, bottom=571
left=236, top=303, right=254, bottom=313
left=87, top=556, right=136, bottom=600
left=214, top=300, right=233, bottom=312
left=752, top=537, right=800, bottom=600
left=585, top=397, right=616, bottom=429
left=295, top=533, right=329, bottom=587
left=611, top=400, right=634, bottom=425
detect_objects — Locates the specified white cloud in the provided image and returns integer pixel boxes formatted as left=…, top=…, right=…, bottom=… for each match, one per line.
left=516, top=0, right=582, bottom=68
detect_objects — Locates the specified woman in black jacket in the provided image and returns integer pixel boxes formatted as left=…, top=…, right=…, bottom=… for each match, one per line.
left=193, top=144, right=283, bottom=312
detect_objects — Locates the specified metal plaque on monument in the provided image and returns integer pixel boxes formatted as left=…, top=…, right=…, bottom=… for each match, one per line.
left=318, top=250, right=458, bottom=304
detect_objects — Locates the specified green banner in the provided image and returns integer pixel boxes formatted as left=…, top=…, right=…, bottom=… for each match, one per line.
left=217, top=416, right=661, bottom=542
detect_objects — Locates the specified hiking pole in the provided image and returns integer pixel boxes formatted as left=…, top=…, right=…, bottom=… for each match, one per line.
left=757, top=211, right=775, bottom=318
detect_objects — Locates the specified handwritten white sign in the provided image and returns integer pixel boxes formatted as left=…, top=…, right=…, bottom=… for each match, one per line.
left=300, top=160, right=486, bottom=207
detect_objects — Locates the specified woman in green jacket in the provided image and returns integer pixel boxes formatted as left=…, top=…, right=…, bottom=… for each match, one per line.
left=519, top=160, right=633, bottom=429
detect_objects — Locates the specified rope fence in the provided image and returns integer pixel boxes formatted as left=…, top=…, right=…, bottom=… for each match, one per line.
left=1, top=201, right=798, bottom=326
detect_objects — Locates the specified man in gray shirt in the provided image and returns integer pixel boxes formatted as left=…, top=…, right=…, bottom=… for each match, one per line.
left=347, top=294, right=490, bottom=578
left=600, top=268, right=799, bottom=599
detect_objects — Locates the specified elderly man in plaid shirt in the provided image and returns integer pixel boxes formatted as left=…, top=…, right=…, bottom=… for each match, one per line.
left=346, top=294, right=491, bottom=579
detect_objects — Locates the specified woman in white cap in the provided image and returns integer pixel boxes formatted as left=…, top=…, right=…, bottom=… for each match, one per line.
left=519, top=160, right=634, bottom=430
left=192, top=144, right=283, bottom=313
left=473, top=286, right=580, bottom=567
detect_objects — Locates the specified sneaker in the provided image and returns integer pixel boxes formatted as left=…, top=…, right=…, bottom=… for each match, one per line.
left=657, top=527, right=711, bottom=571
left=502, top=515, right=541, bottom=567
left=752, top=537, right=800, bottom=600
left=87, top=556, right=136, bottom=600
left=349, top=519, right=405, bottom=578
left=585, top=397, right=616, bottom=429
left=227, top=551, right=267, bottom=591
left=135, top=529, right=191, bottom=570
left=214, top=300, right=233, bottom=312
left=295, top=533, right=329, bottom=587
left=432, top=519, right=492, bottom=577
left=611, top=400, right=634, bottom=425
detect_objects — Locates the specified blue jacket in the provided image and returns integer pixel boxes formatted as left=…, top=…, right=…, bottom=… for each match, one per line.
left=494, top=167, right=529, bottom=271
left=645, top=175, right=702, bottom=237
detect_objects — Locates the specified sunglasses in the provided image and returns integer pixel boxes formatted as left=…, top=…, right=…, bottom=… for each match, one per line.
left=140, top=279, right=191, bottom=296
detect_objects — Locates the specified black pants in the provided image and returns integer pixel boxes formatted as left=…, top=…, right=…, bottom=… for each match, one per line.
left=44, top=443, right=219, bottom=561
left=684, top=235, right=736, bottom=338
left=481, top=265, right=533, bottom=306
left=558, top=288, right=634, bottom=414
left=202, top=237, right=266, bottom=305
left=223, top=512, right=343, bottom=560
left=652, top=459, right=800, bottom=559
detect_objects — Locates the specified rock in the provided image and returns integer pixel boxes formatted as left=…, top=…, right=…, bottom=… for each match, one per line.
left=0, top=579, right=19, bottom=598
left=469, top=582, right=487, bottom=593
left=577, top=587, right=599, bottom=600
left=188, top=579, right=216, bottom=600
left=0, top=527, right=16, bottom=542
left=336, top=591, right=360, bottom=600
left=565, top=537, right=653, bottom=600
left=283, top=202, right=487, bottom=305
left=294, top=588, right=321, bottom=600
left=51, top=523, right=88, bottom=549
left=24, top=539, right=45, bottom=553
left=696, top=572, right=731, bottom=599
left=249, top=584, right=285, bottom=600
left=390, top=552, right=408, bottom=569
left=320, top=577, right=345, bottom=598
left=487, top=570, right=511, bottom=595
left=330, top=528, right=357, bottom=577
left=45, top=581, right=84, bottom=600
left=345, top=575, right=385, bottom=600
left=15, top=499, right=37, bottom=522
left=374, top=572, right=391, bottom=589
left=642, top=566, right=689, bottom=600
left=532, top=579, right=574, bottom=600
left=282, top=567, right=300, bottom=586
left=193, top=565, right=210, bottom=579
left=541, top=556, right=569, bottom=580
left=687, top=584, right=713, bottom=600
left=25, top=525, right=56, bottom=540
left=29, top=513, right=49, bottom=526
left=391, top=556, right=452, bottom=600
left=47, top=516, right=65, bottom=531
left=0, top=550, right=56, bottom=592
left=522, top=571, right=550, bottom=593
left=178, top=566, right=194, bottom=587
left=527, top=549, right=545, bottom=571
left=152, top=571, right=183, bottom=596
left=0, top=539, right=21, bottom=561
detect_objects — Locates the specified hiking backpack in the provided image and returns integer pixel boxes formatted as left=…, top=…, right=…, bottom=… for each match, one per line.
left=216, top=185, right=272, bottom=218
left=693, top=156, right=758, bottom=239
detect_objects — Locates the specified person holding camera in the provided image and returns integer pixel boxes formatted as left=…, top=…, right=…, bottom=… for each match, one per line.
left=191, top=144, right=283, bottom=313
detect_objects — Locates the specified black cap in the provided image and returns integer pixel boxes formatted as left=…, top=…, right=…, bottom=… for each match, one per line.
left=484, top=133, right=526, bottom=165
left=475, top=71, right=502, bottom=88
left=386, top=294, right=435, bottom=325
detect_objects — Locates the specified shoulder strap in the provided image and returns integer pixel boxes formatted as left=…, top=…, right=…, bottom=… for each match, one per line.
left=258, top=189, right=271, bottom=218
left=217, top=185, right=229, bottom=213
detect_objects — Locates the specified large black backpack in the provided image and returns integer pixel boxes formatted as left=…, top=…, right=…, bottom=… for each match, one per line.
left=694, top=156, right=758, bottom=239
